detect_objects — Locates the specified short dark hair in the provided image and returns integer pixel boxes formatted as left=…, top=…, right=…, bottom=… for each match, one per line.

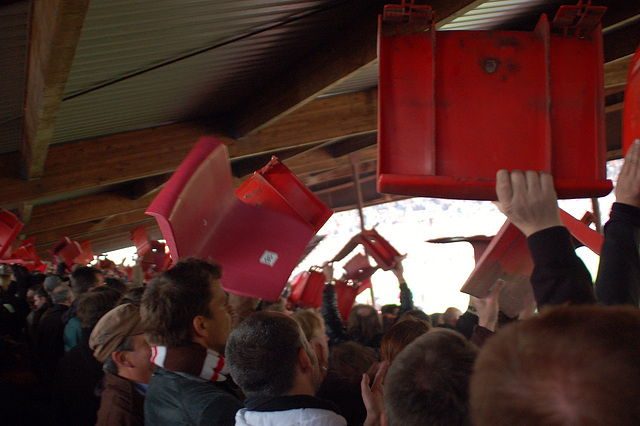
left=140, top=258, right=222, bottom=347
left=70, top=266, right=101, bottom=297
left=77, top=287, right=122, bottom=330
left=226, top=311, right=306, bottom=398
left=470, top=306, right=640, bottom=426
left=385, top=328, right=478, bottom=426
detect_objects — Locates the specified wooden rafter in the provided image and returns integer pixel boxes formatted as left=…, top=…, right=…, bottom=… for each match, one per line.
left=22, top=0, right=90, bottom=179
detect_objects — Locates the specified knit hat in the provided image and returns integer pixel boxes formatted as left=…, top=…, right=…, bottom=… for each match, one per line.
left=89, top=303, right=146, bottom=363
left=44, top=275, right=62, bottom=293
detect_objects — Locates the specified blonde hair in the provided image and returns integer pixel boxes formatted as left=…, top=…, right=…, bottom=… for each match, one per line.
left=291, top=308, right=325, bottom=342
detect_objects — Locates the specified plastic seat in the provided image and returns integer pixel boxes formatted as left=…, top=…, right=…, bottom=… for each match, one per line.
left=378, top=1, right=611, bottom=200
left=288, top=268, right=326, bottom=309
left=333, top=228, right=401, bottom=271
left=460, top=209, right=603, bottom=317
left=0, top=209, right=23, bottom=259
left=146, top=137, right=332, bottom=301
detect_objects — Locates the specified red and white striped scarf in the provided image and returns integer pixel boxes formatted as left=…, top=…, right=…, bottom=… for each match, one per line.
left=151, top=343, right=229, bottom=382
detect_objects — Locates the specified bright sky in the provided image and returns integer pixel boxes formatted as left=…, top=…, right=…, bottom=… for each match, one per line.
left=104, top=160, right=623, bottom=315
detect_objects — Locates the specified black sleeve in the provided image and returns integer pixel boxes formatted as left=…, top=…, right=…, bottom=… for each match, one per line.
left=321, top=284, right=347, bottom=346
left=595, top=202, right=640, bottom=306
left=398, top=281, right=414, bottom=315
left=527, top=226, right=596, bottom=308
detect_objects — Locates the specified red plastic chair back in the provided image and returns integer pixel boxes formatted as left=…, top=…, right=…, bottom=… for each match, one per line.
left=131, top=225, right=151, bottom=256
left=10, top=238, right=42, bottom=271
left=52, top=237, right=82, bottom=267
left=333, top=229, right=401, bottom=271
left=146, top=137, right=332, bottom=301
left=335, top=279, right=373, bottom=323
left=74, top=240, right=94, bottom=266
left=0, top=209, right=23, bottom=259
left=343, top=253, right=378, bottom=282
left=288, top=269, right=326, bottom=308
left=461, top=209, right=604, bottom=317
left=378, top=1, right=611, bottom=200
left=236, top=158, right=333, bottom=233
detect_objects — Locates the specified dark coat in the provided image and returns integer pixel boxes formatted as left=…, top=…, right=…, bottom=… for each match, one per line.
left=96, top=372, right=145, bottom=426
left=50, top=329, right=103, bottom=426
left=144, top=366, right=243, bottom=425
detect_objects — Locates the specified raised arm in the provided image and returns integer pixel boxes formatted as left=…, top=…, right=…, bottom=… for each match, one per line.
left=392, top=257, right=414, bottom=314
left=320, top=262, right=348, bottom=345
left=595, top=140, right=640, bottom=306
left=496, top=170, right=595, bottom=307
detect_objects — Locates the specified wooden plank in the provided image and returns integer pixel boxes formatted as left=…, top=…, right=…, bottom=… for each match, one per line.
left=22, top=0, right=90, bottom=179
left=30, top=209, right=152, bottom=248
left=0, top=89, right=378, bottom=207
left=234, top=0, right=483, bottom=137
left=21, top=192, right=154, bottom=236
left=604, top=54, right=634, bottom=90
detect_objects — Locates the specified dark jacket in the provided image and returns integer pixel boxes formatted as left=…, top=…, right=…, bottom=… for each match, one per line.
left=35, top=303, right=69, bottom=386
left=96, top=372, right=145, bottom=426
left=527, top=226, right=596, bottom=308
left=595, top=202, right=640, bottom=306
left=51, top=329, right=104, bottom=426
left=322, top=282, right=413, bottom=349
left=144, top=366, right=243, bottom=425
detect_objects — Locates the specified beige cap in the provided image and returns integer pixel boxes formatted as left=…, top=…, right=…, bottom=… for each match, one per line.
left=89, top=303, right=146, bottom=363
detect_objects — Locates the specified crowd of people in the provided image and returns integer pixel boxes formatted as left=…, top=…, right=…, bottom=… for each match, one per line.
left=1, top=140, right=640, bottom=425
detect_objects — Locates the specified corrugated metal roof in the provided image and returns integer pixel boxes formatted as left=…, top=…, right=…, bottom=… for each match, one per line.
left=52, top=0, right=364, bottom=143
left=0, top=1, right=29, bottom=154
left=323, top=0, right=561, bottom=97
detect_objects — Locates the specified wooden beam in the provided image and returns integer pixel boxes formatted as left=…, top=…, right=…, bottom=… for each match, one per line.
left=233, top=0, right=483, bottom=137
left=229, top=89, right=377, bottom=158
left=22, top=0, right=90, bottom=179
left=604, top=54, right=634, bottom=91
left=21, top=191, right=154, bottom=236
left=303, top=161, right=377, bottom=187
left=0, top=89, right=378, bottom=207
left=31, top=209, right=153, bottom=248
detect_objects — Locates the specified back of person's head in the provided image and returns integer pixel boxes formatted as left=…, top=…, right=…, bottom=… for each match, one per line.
left=103, top=277, right=128, bottom=295
left=442, top=307, right=462, bottom=327
left=291, top=308, right=325, bottom=342
left=70, top=266, right=102, bottom=297
left=381, top=318, right=430, bottom=363
left=347, top=304, right=382, bottom=344
left=470, top=305, right=640, bottom=426
left=385, top=328, right=478, bottom=426
left=140, top=258, right=222, bottom=347
left=119, top=286, right=145, bottom=307
left=77, top=286, right=122, bottom=330
left=51, top=285, right=73, bottom=305
left=329, top=341, right=378, bottom=379
left=226, top=311, right=310, bottom=398
left=43, top=275, right=62, bottom=294
left=398, top=308, right=432, bottom=325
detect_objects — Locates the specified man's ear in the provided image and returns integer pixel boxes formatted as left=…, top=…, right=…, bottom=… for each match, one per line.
left=192, top=315, right=208, bottom=338
left=112, top=350, right=133, bottom=368
left=311, top=340, right=327, bottom=369
left=297, top=346, right=313, bottom=374
left=381, top=411, right=388, bottom=426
